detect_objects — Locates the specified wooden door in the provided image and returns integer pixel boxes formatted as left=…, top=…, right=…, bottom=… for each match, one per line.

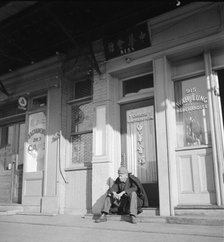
left=0, top=122, right=24, bottom=203
left=121, top=99, right=159, bottom=207
left=174, top=76, right=216, bottom=205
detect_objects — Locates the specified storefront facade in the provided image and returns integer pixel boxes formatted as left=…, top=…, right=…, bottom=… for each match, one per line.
left=0, top=2, right=223, bottom=216
left=90, top=2, right=224, bottom=216
left=0, top=57, right=62, bottom=213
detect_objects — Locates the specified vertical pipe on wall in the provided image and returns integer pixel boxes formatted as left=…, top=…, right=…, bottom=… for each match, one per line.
left=204, top=51, right=221, bottom=205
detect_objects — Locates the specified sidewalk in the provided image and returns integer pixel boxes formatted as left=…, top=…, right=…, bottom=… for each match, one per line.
left=0, top=213, right=223, bottom=242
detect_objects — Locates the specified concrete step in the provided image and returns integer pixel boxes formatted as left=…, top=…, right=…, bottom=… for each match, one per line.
left=0, top=204, right=23, bottom=215
left=85, top=206, right=224, bottom=226
left=85, top=213, right=224, bottom=226
left=85, top=213, right=166, bottom=224
left=174, top=205, right=224, bottom=217
left=17, top=212, right=57, bottom=216
left=0, top=203, right=41, bottom=215
left=141, top=207, right=159, bottom=216
left=167, top=215, right=224, bottom=226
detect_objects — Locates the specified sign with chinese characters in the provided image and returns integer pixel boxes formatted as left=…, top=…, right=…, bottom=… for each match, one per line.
left=103, top=22, right=151, bottom=60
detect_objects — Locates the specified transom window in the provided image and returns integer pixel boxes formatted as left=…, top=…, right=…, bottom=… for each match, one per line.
left=122, top=74, right=153, bottom=97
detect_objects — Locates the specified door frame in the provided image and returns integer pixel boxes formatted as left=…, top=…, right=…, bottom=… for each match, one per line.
left=120, top=98, right=159, bottom=207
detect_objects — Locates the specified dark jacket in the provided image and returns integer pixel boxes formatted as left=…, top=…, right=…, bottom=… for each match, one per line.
left=128, top=174, right=149, bottom=207
left=108, top=173, right=149, bottom=208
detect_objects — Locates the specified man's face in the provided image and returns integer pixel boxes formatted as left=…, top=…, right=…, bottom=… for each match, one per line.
left=118, top=173, right=128, bottom=182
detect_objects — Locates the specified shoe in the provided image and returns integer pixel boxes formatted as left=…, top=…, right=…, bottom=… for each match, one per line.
left=95, top=214, right=107, bottom=223
left=130, top=215, right=137, bottom=224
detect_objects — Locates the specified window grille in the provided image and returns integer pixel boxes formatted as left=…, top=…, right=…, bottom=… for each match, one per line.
left=71, top=133, right=92, bottom=164
left=71, top=101, right=93, bottom=164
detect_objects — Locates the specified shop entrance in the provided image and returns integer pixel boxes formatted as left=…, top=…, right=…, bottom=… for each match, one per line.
left=174, top=76, right=216, bottom=205
left=121, top=99, right=159, bottom=207
left=0, top=122, right=25, bottom=203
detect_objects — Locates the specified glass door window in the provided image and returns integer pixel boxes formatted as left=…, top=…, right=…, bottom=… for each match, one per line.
left=174, top=76, right=211, bottom=147
left=26, top=112, right=46, bottom=172
left=0, top=125, right=14, bottom=170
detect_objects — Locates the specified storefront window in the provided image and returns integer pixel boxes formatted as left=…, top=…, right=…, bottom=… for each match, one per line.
left=174, top=76, right=211, bottom=147
left=26, top=112, right=46, bottom=172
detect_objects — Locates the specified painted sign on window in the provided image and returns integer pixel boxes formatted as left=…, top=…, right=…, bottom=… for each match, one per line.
left=175, top=76, right=211, bottom=147
left=27, top=112, right=46, bottom=172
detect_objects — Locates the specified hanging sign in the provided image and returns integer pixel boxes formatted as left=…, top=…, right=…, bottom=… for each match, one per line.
left=18, top=96, right=27, bottom=110
left=103, top=22, right=151, bottom=60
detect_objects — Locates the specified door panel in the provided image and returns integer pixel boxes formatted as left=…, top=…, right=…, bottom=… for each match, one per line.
left=0, top=123, right=24, bottom=203
left=121, top=99, right=159, bottom=207
left=176, top=148, right=216, bottom=204
left=0, top=171, right=12, bottom=203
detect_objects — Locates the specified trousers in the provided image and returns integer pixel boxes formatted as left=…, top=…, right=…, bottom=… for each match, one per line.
left=102, top=191, right=138, bottom=216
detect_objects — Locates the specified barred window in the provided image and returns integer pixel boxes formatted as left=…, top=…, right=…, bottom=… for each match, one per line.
left=71, top=102, right=93, bottom=164
left=71, top=133, right=92, bottom=164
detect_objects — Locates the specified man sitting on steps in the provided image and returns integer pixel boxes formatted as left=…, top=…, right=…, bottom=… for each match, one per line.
left=95, top=166, right=148, bottom=224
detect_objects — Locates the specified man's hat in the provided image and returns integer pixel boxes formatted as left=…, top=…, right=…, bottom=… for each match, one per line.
left=118, top=166, right=129, bottom=174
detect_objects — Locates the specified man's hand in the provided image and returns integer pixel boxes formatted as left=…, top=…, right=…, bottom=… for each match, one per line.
left=112, top=192, right=119, bottom=200
left=117, top=191, right=126, bottom=200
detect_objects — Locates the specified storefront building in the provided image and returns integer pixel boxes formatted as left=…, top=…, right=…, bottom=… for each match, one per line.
left=0, top=2, right=223, bottom=216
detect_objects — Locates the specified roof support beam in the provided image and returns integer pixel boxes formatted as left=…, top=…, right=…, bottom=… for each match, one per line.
left=40, top=2, right=101, bottom=75
left=0, top=80, right=9, bottom=96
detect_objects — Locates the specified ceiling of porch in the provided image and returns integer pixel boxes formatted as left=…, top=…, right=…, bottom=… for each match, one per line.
left=0, top=1, right=195, bottom=76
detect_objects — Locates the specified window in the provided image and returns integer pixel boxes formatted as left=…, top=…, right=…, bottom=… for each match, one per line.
left=31, top=95, right=47, bottom=109
left=0, top=125, right=13, bottom=170
left=73, top=78, right=92, bottom=100
left=71, top=102, right=93, bottom=164
left=0, top=123, right=25, bottom=171
left=26, top=112, right=46, bottom=172
left=174, top=76, right=211, bottom=147
left=123, top=74, right=153, bottom=97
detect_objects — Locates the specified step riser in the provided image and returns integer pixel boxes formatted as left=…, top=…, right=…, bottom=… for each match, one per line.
left=175, top=209, right=224, bottom=217
left=0, top=205, right=23, bottom=211
left=0, top=205, right=41, bottom=214
left=167, top=217, right=224, bottom=226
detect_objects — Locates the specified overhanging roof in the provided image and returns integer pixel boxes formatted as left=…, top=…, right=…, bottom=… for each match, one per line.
left=0, top=1, right=195, bottom=76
